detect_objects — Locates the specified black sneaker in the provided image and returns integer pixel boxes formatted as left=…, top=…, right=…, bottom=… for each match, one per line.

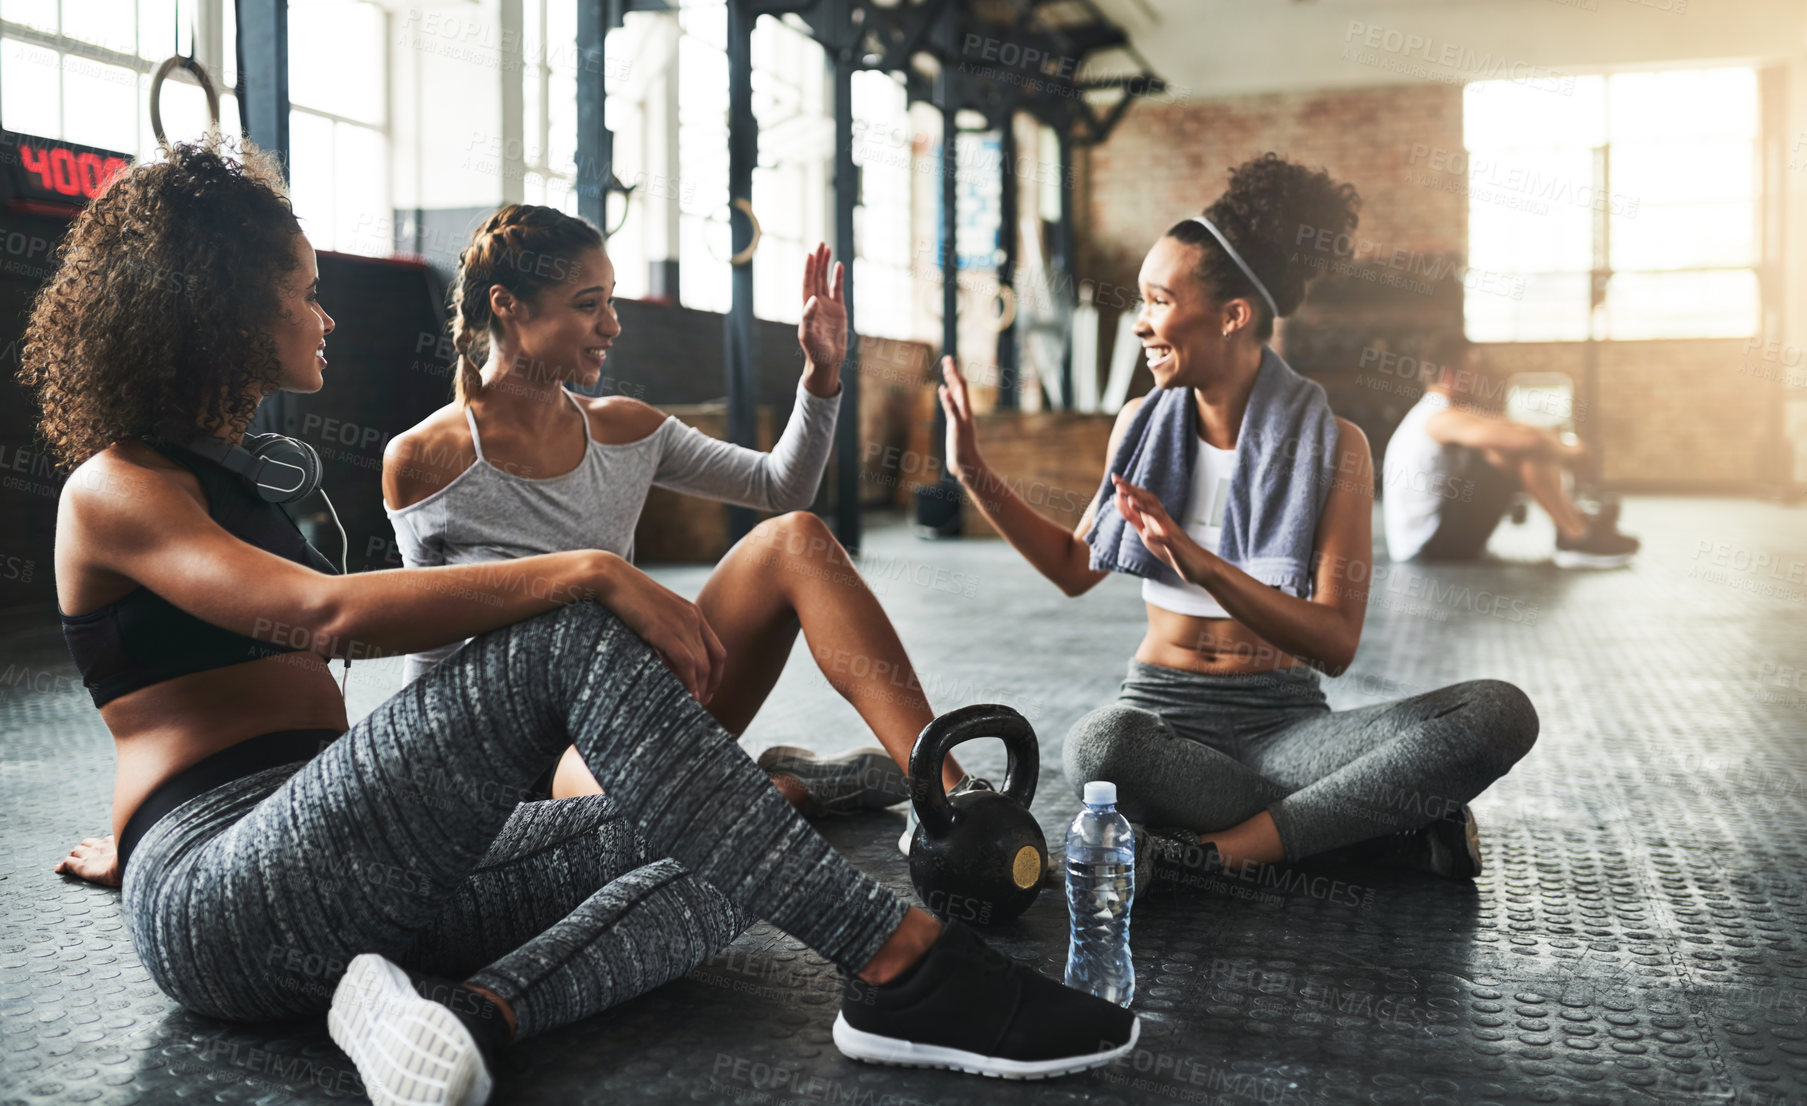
left=1127, top=825, right=1210, bottom=898
left=1135, top=827, right=1222, bottom=897
left=758, top=745, right=911, bottom=817
left=1554, top=522, right=1639, bottom=569
left=1039, top=823, right=1201, bottom=896
left=328, top=954, right=507, bottom=1106
left=1363, top=805, right=1483, bottom=880
left=835, top=921, right=1139, bottom=1079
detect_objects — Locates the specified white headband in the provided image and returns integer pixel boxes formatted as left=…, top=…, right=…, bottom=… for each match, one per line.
left=1190, top=215, right=1278, bottom=319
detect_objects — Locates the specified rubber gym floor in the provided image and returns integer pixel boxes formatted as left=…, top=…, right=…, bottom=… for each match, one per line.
left=2, top=497, right=1803, bottom=1106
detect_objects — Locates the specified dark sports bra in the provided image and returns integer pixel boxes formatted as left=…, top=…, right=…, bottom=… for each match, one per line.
left=59, top=441, right=339, bottom=707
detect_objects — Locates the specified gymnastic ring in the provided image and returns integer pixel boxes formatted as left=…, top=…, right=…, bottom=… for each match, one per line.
left=991, top=285, right=1017, bottom=333
left=729, top=197, right=761, bottom=266
left=150, top=56, right=220, bottom=150
left=604, top=173, right=634, bottom=237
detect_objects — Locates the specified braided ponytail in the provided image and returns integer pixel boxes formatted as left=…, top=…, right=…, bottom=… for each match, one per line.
left=447, top=203, right=604, bottom=405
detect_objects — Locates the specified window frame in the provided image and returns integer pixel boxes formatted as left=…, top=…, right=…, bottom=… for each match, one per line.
left=1, top=0, right=394, bottom=259
left=1462, top=67, right=1761, bottom=343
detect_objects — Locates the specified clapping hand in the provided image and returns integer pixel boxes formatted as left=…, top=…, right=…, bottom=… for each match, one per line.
left=1112, top=474, right=1214, bottom=585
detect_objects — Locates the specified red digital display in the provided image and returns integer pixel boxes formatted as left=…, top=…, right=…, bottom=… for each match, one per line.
left=1, top=131, right=131, bottom=209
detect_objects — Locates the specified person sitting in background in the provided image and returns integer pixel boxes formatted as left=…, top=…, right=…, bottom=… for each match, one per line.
left=1382, top=334, right=1638, bottom=568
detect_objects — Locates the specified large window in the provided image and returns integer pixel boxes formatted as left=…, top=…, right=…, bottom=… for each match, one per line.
left=1463, top=67, right=1759, bottom=342
left=522, top=0, right=579, bottom=214
left=1, top=0, right=389, bottom=257
left=665, top=3, right=917, bottom=334
left=274, top=0, right=388, bottom=255
left=2, top=0, right=201, bottom=160
left=849, top=68, right=915, bottom=340
left=676, top=0, right=732, bottom=313
left=673, top=3, right=829, bottom=321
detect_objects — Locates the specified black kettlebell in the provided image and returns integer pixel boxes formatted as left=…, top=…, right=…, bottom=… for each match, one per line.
left=908, top=704, right=1045, bottom=926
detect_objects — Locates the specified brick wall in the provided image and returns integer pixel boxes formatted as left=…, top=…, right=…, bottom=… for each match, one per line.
left=1076, top=83, right=1788, bottom=491
left=1480, top=339, right=1789, bottom=488
left=1081, top=85, right=1466, bottom=297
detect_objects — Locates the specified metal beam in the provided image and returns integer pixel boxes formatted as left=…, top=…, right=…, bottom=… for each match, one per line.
left=829, top=0, right=862, bottom=551
left=236, top=0, right=289, bottom=173
left=1053, top=126, right=1076, bottom=410
left=995, top=117, right=1019, bottom=411
left=574, top=0, right=611, bottom=231
left=877, top=0, right=955, bottom=74
left=725, top=0, right=760, bottom=541
left=851, top=0, right=1164, bottom=145
left=239, top=0, right=290, bottom=443
left=920, top=18, right=964, bottom=534
left=940, top=98, right=958, bottom=384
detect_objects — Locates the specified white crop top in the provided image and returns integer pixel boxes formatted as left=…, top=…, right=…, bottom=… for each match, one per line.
left=1140, top=440, right=1239, bottom=618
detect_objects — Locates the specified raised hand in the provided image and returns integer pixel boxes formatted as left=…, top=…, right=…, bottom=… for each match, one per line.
left=1112, top=474, right=1211, bottom=584
left=798, top=242, right=847, bottom=391
left=937, top=356, right=986, bottom=484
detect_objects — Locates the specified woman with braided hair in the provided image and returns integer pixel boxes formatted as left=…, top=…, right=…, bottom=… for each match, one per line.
left=383, top=203, right=975, bottom=813
left=938, top=153, right=1541, bottom=889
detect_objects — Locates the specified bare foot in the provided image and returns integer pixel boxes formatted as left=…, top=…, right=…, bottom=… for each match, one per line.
left=856, top=907, right=942, bottom=985
left=771, top=773, right=812, bottom=811
left=461, top=984, right=517, bottom=1039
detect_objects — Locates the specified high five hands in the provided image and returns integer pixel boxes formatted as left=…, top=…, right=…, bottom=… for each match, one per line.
left=798, top=243, right=847, bottom=396
left=1112, top=473, right=1217, bottom=587
left=937, top=356, right=985, bottom=484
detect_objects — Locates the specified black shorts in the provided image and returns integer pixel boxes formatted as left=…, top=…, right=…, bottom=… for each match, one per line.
left=1417, top=447, right=1517, bottom=560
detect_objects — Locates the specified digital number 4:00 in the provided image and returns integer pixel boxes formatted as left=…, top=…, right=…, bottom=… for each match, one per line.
left=19, top=144, right=128, bottom=200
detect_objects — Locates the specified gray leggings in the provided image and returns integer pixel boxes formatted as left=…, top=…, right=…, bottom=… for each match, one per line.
left=122, top=600, right=908, bottom=1038
left=1062, top=660, right=1539, bottom=860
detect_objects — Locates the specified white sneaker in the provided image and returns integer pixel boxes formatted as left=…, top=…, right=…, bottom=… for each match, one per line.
left=328, top=954, right=494, bottom=1106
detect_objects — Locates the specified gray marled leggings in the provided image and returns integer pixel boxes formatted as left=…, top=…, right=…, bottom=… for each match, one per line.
left=1062, top=660, right=1539, bottom=860
left=122, top=600, right=908, bottom=1037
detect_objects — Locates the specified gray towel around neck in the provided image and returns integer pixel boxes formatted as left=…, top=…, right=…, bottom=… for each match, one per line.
left=1085, top=344, right=1340, bottom=598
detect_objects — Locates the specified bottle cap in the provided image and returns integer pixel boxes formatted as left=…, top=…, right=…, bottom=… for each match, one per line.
left=1083, top=781, right=1117, bottom=806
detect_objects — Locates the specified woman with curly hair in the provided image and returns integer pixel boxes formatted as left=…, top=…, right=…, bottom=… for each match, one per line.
left=938, top=153, right=1540, bottom=887
left=381, top=204, right=973, bottom=816
left=29, top=137, right=1136, bottom=1106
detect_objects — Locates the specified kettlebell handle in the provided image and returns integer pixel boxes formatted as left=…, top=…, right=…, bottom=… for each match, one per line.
left=908, top=704, right=1040, bottom=837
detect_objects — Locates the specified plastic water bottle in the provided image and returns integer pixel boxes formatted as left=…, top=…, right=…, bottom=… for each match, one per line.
left=1065, top=780, right=1135, bottom=1006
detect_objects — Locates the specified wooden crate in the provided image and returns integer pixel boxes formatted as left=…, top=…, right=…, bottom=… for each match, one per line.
left=890, top=386, right=1116, bottom=536
left=957, top=410, right=1115, bottom=537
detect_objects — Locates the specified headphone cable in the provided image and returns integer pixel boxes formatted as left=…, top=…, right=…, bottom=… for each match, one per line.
left=318, top=489, right=353, bottom=696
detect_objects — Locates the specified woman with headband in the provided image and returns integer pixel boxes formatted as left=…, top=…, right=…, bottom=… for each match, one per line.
left=938, top=153, right=1540, bottom=887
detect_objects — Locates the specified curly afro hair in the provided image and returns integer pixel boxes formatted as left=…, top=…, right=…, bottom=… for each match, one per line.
left=16, top=135, right=303, bottom=471
left=1166, top=152, right=1362, bottom=341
